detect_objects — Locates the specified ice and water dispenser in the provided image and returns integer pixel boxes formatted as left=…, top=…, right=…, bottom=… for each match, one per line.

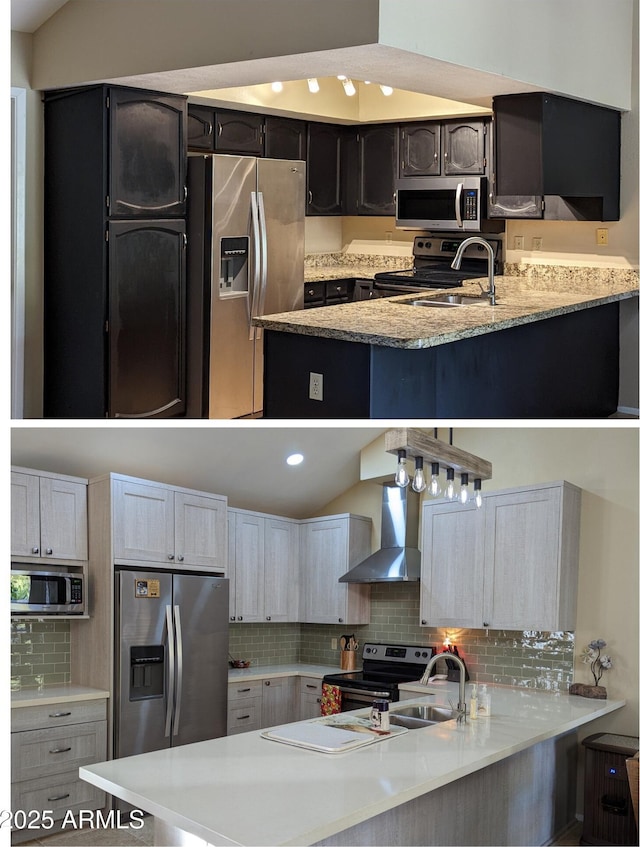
left=129, top=645, right=165, bottom=700
left=219, top=236, right=249, bottom=297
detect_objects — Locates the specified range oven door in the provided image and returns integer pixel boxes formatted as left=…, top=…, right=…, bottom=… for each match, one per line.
left=337, top=685, right=395, bottom=713
left=395, top=176, right=484, bottom=231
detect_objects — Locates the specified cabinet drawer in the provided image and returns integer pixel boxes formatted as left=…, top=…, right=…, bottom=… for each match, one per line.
left=12, top=699, right=107, bottom=732
left=11, top=721, right=107, bottom=782
left=227, top=698, right=262, bottom=735
left=299, top=677, right=322, bottom=695
left=11, top=769, right=105, bottom=825
left=228, top=682, right=263, bottom=701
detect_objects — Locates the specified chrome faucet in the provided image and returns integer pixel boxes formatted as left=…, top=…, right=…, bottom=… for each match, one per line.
left=451, top=236, right=497, bottom=306
left=419, top=652, right=467, bottom=723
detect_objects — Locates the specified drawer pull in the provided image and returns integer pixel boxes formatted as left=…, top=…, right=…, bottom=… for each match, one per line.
left=48, top=712, right=72, bottom=718
left=306, top=684, right=318, bottom=689
left=48, top=793, right=70, bottom=802
left=238, top=688, right=251, bottom=693
left=49, top=747, right=72, bottom=754
left=237, top=715, right=251, bottom=720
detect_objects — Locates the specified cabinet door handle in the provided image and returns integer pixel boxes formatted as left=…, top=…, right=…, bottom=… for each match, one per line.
left=421, top=620, right=427, bottom=625
left=230, top=616, right=236, bottom=621
left=177, top=555, right=184, bottom=562
left=45, top=548, right=53, bottom=555
left=32, top=546, right=40, bottom=554
left=483, top=622, right=490, bottom=627
left=237, top=615, right=243, bottom=621
left=265, top=615, right=271, bottom=621
left=47, top=793, right=70, bottom=802
left=49, top=747, right=72, bottom=754
left=48, top=711, right=72, bottom=718
left=168, top=554, right=175, bottom=560
left=338, top=618, right=344, bottom=623
left=264, top=680, right=271, bottom=686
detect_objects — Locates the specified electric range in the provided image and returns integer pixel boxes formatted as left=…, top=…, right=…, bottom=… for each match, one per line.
left=360, top=234, right=503, bottom=299
left=322, top=642, right=435, bottom=711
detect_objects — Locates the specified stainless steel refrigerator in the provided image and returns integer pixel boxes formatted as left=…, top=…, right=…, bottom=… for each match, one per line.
left=187, top=154, right=306, bottom=419
left=114, top=569, right=229, bottom=760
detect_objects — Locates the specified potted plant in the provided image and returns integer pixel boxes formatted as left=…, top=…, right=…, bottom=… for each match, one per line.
left=569, top=638, right=614, bottom=699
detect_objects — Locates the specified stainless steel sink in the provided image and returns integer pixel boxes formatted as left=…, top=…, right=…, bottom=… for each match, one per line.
left=388, top=704, right=456, bottom=729
left=408, top=293, right=488, bottom=307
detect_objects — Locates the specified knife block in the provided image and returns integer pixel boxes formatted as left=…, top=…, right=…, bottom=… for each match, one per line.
left=340, top=650, right=356, bottom=671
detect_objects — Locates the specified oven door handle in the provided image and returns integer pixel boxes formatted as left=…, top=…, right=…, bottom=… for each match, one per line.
left=337, top=686, right=392, bottom=699
left=455, top=182, right=464, bottom=228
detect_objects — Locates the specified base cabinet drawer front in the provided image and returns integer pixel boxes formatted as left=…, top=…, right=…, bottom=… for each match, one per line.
left=11, top=721, right=107, bottom=782
left=227, top=698, right=262, bottom=735
left=11, top=769, right=106, bottom=824
left=227, top=682, right=263, bottom=701
left=11, top=699, right=107, bottom=733
left=298, top=677, right=323, bottom=720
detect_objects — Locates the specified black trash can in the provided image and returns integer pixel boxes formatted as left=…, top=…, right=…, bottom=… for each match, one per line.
left=581, top=733, right=639, bottom=846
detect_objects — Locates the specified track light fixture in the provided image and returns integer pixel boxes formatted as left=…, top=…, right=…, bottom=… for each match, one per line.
left=387, top=428, right=492, bottom=509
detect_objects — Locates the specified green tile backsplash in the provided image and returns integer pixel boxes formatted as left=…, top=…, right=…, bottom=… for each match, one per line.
left=11, top=584, right=574, bottom=692
left=10, top=620, right=71, bottom=689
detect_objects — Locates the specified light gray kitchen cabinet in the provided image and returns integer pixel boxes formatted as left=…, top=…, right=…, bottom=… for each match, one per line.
left=298, top=677, right=323, bottom=720
left=420, top=481, right=581, bottom=631
left=227, top=681, right=263, bottom=735
left=10, top=698, right=107, bottom=841
left=299, top=514, right=372, bottom=625
left=228, top=509, right=299, bottom=623
left=11, top=468, right=88, bottom=563
left=110, top=474, right=227, bottom=571
left=261, top=677, right=297, bottom=729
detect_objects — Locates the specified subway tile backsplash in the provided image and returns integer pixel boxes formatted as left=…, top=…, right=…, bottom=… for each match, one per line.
left=11, top=584, right=574, bottom=691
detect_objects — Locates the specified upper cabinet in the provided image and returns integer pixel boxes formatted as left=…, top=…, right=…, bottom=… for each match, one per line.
left=215, top=110, right=264, bottom=155
left=306, top=123, right=344, bottom=215
left=109, top=475, right=227, bottom=571
left=421, top=481, right=581, bottom=631
left=299, top=514, right=371, bottom=625
left=11, top=468, right=88, bottom=562
left=399, top=119, right=487, bottom=178
left=228, top=509, right=299, bottom=623
left=493, top=93, right=621, bottom=221
left=264, top=117, right=307, bottom=160
left=344, top=124, right=398, bottom=216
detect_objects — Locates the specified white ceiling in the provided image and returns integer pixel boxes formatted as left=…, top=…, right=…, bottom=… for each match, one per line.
left=11, top=0, right=68, bottom=32
left=10, top=426, right=389, bottom=518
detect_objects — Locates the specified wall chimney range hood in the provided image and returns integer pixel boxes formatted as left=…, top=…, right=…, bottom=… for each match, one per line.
left=339, top=483, right=420, bottom=583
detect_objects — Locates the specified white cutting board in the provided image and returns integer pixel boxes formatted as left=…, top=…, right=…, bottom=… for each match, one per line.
left=261, top=716, right=408, bottom=753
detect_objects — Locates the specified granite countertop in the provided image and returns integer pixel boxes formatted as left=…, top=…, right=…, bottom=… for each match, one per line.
left=11, top=684, right=110, bottom=708
left=79, top=682, right=625, bottom=846
left=255, top=275, right=638, bottom=350
left=303, top=252, right=412, bottom=283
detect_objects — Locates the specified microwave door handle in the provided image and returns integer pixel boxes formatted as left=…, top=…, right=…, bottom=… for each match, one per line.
left=455, top=182, right=463, bottom=228
left=249, top=191, right=261, bottom=342
left=164, top=605, right=175, bottom=737
left=173, top=605, right=183, bottom=737
left=65, top=577, right=71, bottom=606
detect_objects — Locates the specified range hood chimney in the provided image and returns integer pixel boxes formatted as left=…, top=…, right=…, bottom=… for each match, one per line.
left=339, top=482, right=420, bottom=583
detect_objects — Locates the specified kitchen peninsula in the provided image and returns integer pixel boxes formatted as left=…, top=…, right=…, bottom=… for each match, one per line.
left=80, top=683, right=625, bottom=847
left=256, top=272, right=638, bottom=418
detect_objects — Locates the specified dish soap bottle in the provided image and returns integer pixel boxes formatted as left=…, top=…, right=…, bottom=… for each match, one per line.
left=469, top=683, right=478, bottom=719
left=478, top=684, right=491, bottom=717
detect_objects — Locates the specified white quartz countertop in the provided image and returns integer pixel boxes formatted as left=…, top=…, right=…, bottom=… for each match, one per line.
left=11, top=684, right=110, bottom=708
left=228, top=663, right=342, bottom=682
left=80, top=683, right=624, bottom=846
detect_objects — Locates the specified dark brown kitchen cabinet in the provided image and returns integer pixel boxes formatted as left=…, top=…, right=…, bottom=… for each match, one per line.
left=215, top=110, right=263, bottom=154
left=399, top=122, right=441, bottom=176
left=264, top=116, right=307, bottom=160
left=486, top=119, right=543, bottom=219
left=493, top=92, right=621, bottom=220
left=108, top=88, right=187, bottom=217
left=187, top=104, right=215, bottom=151
left=306, top=122, right=344, bottom=214
left=345, top=124, right=398, bottom=215
left=43, top=84, right=188, bottom=418
left=442, top=120, right=486, bottom=175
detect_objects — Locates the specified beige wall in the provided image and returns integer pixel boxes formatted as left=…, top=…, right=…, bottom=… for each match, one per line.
left=319, top=427, right=639, bottom=738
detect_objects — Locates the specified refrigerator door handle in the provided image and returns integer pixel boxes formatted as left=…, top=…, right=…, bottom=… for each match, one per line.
left=164, top=604, right=175, bottom=737
left=249, top=190, right=262, bottom=342
left=255, top=191, right=268, bottom=341
left=173, top=605, right=184, bottom=736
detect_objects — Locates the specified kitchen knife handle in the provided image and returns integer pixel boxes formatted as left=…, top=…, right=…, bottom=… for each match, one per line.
left=165, top=605, right=175, bottom=738
left=173, top=605, right=183, bottom=736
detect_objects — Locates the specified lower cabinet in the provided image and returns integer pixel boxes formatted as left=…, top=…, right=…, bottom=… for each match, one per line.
left=227, top=675, right=323, bottom=734
left=10, top=698, right=107, bottom=841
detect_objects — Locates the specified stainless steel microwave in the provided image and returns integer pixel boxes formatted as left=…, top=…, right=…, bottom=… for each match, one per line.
left=11, top=567, right=85, bottom=615
left=395, top=176, right=487, bottom=231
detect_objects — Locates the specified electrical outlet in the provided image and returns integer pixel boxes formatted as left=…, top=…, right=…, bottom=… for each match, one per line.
left=513, top=235, right=525, bottom=250
left=596, top=228, right=609, bottom=246
left=331, top=638, right=338, bottom=650
left=309, top=372, right=323, bottom=401
left=532, top=236, right=543, bottom=251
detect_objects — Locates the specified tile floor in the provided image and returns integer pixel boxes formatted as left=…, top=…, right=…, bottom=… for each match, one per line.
left=15, top=816, right=583, bottom=846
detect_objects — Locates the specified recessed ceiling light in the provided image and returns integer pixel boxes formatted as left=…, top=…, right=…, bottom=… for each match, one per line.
left=286, top=453, right=304, bottom=466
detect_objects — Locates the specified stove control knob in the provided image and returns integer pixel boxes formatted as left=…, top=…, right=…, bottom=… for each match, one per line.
left=417, top=241, right=424, bottom=248
left=422, top=651, right=430, bottom=658
left=425, top=242, right=432, bottom=249
left=370, top=647, right=377, bottom=654
left=415, top=651, right=421, bottom=658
